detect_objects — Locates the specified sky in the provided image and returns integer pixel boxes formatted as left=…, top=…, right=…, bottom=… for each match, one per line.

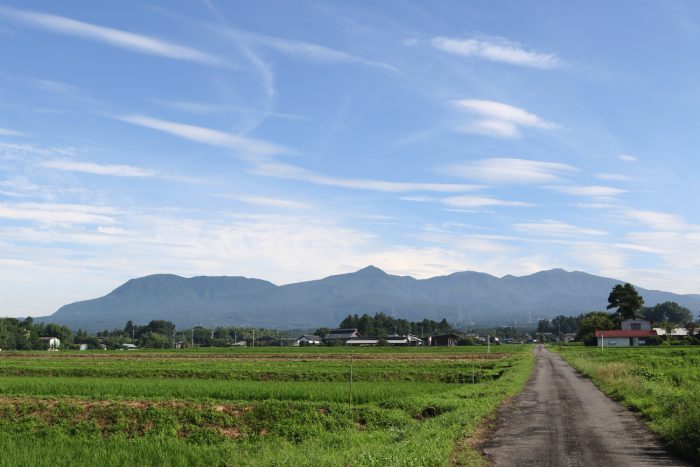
left=1, top=1, right=700, bottom=317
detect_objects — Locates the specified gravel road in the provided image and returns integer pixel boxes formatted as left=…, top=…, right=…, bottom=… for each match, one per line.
left=481, top=345, right=689, bottom=466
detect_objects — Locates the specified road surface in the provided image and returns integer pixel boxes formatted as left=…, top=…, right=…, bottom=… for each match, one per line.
left=481, top=345, right=689, bottom=466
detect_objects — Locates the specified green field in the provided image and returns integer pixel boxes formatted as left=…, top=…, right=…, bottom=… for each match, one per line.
left=555, top=346, right=700, bottom=461
left=0, top=346, right=534, bottom=466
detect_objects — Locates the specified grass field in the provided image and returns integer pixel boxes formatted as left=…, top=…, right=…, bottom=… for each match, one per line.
left=555, top=345, right=700, bottom=462
left=0, top=345, right=534, bottom=466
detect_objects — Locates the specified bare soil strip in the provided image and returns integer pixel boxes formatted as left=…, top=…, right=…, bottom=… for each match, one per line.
left=481, top=345, right=688, bottom=466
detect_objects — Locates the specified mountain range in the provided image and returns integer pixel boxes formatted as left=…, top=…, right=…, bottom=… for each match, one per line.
left=42, top=266, right=700, bottom=331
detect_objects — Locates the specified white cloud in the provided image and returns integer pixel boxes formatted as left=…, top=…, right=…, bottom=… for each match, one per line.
left=547, top=185, right=626, bottom=197
left=595, top=173, right=634, bottom=181
left=0, top=5, right=227, bottom=67
left=442, top=158, right=576, bottom=184
left=568, top=241, right=627, bottom=274
left=618, top=154, right=638, bottom=162
left=116, top=115, right=292, bottom=157
left=459, top=119, right=521, bottom=138
left=226, top=28, right=399, bottom=73
left=441, top=195, right=532, bottom=209
left=225, top=195, right=311, bottom=210
left=149, top=99, right=303, bottom=120
left=453, top=99, right=559, bottom=139
left=251, top=161, right=480, bottom=193
left=41, top=160, right=157, bottom=178
left=431, top=36, right=561, bottom=69
left=0, top=202, right=116, bottom=225
left=514, top=220, right=607, bottom=237
left=623, top=209, right=688, bottom=231
left=0, top=127, right=25, bottom=137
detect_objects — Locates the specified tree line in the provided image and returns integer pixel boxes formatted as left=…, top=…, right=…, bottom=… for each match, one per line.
left=320, top=312, right=453, bottom=338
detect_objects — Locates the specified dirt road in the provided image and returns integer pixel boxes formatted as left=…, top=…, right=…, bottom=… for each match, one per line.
left=481, top=345, right=689, bottom=466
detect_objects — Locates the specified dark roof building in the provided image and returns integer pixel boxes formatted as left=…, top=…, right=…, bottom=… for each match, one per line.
left=429, top=333, right=459, bottom=347
left=323, top=328, right=361, bottom=345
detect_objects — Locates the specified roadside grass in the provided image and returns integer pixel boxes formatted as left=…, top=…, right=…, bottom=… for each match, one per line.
left=555, top=346, right=700, bottom=462
left=0, top=346, right=535, bottom=466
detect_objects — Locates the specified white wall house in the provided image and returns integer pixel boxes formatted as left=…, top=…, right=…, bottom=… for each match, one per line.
left=595, top=329, right=657, bottom=347
left=294, top=335, right=323, bottom=346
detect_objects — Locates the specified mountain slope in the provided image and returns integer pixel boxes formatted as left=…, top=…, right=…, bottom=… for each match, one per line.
left=44, top=267, right=700, bottom=331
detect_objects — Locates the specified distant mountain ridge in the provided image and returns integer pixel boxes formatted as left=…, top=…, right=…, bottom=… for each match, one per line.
left=43, top=266, right=700, bottom=331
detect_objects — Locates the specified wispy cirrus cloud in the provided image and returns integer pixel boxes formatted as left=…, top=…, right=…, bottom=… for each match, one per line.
left=514, top=220, right=607, bottom=237
left=0, top=202, right=116, bottom=225
left=39, top=158, right=206, bottom=184
left=0, top=5, right=227, bottom=67
left=251, top=161, right=480, bottom=193
left=453, top=99, right=559, bottom=138
left=547, top=185, right=626, bottom=197
left=222, top=27, right=399, bottom=73
left=618, top=154, right=638, bottom=162
left=0, top=127, right=25, bottom=137
left=595, top=173, right=635, bottom=181
left=430, top=35, right=562, bottom=69
left=441, top=158, right=576, bottom=184
left=441, top=195, right=532, bottom=209
left=115, top=115, right=292, bottom=157
left=149, top=99, right=303, bottom=120
left=41, top=159, right=157, bottom=178
left=623, top=209, right=688, bottom=231
left=222, top=195, right=312, bottom=210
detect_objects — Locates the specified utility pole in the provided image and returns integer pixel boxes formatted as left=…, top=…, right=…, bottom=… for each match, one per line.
left=558, top=318, right=561, bottom=347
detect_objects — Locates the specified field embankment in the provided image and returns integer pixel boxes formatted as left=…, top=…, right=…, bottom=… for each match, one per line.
left=0, top=346, right=534, bottom=466
left=555, top=346, right=700, bottom=463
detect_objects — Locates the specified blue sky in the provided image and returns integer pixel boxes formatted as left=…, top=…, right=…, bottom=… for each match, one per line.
left=1, top=1, right=700, bottom=317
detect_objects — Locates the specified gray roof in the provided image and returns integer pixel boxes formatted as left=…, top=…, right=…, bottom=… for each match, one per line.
left=298, top=335, right=322, bottom=341
left=324, top=329, right=360, bottom=339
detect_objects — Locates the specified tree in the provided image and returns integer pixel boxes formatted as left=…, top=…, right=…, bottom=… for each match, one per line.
left=607, top=283, right=644, bottom=320
left=642, top=302, right=692, bottom=325
left=576, top=311, right=617, bottom=346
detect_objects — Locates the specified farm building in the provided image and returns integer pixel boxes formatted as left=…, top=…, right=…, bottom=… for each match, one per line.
left=386, top=334, right=423, bottom=346
left=346, top=338, right=380, bottom=346
left=323, top=328, right=361, bottom=345
left=38, top=337, right=60, bottom=350
left=429, top=333, right=459, bottom=346
left=595, top=329, right=657, bottom=347
left=294, top=335, right=323, bottom=346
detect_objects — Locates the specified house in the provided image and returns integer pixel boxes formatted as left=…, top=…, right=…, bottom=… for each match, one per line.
left=595, top=329, right=657, bottom=347
left=38, top=337, right=60, bottom=350
left=653, top=327, right=689, bottom=338
left=386, top=334, right=423, bottom=346
left=429, top=333, right=459, bottom=346
left=294, top=335, right=323, bottom=346
left=323, top=328, right=361, bottom=345
left=621, top=319, right=652, bottom=331
left=346, top=338, right=380, bottom=346
left=175, top=341, right=188, bottom=349
left=255, top=336, right=276, bottom=346
left=120, top=343, right=138, bottom=350
left=231, top=340, right=247, bottom=347
left=78, top=344, right=88, bottom=351
left=563, top=333, right=576, bottom=343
